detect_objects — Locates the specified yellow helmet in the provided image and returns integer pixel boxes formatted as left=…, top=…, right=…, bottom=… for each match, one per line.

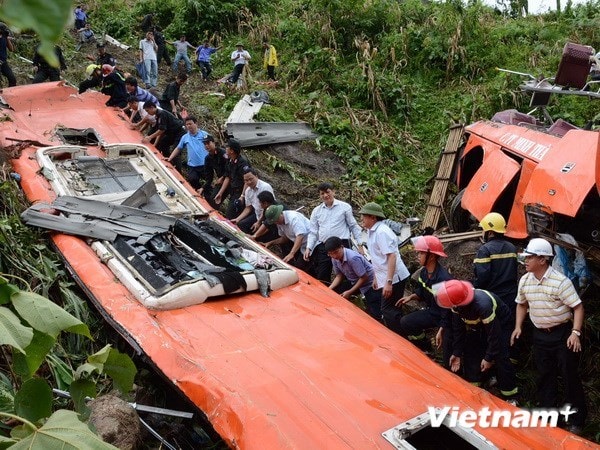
left=86, top=64, right=101, bottom=77
left=479, top=212, right=506, bottom=233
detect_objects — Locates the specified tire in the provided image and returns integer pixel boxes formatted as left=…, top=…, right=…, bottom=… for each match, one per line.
left=450, top=189, right=473, bottom=232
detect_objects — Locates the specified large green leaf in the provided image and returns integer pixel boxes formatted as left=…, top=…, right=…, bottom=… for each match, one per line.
left=103, top=349, right=136, bottom=395
left=13, top=330, right=55, bottom=379
left=69, top=379, right=96, bottom=418
left=11, top=291, right=91, bottom=339
left=9, top=409, right=119, bottom=450
left=0, top=277, right=17, bottom=306
left=0, top=307, right=33, bottom=354
left=0, top=435, right=17, bottom=449
left=74, top=345, right=111, bottom=380
left=14, top=378, right=52, bottom=423
left=0, top=0, right=72, bottom=67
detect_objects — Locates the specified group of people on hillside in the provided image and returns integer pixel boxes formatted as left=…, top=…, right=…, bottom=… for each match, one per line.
left=147, top=122, right=587, bottom=436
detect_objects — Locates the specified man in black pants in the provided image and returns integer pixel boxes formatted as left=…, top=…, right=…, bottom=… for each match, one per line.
left=142, top=101, right=184, bottom=159
left=213, top=139, right=251, bottom=219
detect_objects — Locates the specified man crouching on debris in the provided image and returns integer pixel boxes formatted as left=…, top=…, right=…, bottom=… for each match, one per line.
left=511, top=238, right=587, bottom=434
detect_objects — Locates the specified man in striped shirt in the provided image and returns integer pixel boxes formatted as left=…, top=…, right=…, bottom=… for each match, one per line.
left=511, top=238, right=586, bottom=434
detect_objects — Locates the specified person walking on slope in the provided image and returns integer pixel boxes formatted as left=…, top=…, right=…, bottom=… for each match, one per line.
left=262, top=40, right=278, bottom=81
left=511, top=238, right=587, bottom=434
left=196, top=41, right=220, bottom=81
left=359, top=202, right=409, bottom=334
left=228, top=43, right=251, bottom=85
left=304, top=183, right=364, bottom=283
left=397, top=235, right=453, bottom=354
left=171, top=35, right=195, bottom=73
left=436, top=280, right=519, bottom=403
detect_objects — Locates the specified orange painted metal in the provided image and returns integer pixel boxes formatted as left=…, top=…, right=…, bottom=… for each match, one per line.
left=1, top=83, right=597, bottom=449
left=462, top=120, right=599, bottom=238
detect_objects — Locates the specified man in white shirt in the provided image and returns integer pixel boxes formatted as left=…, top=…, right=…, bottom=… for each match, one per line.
left=227, top=43, right=251, bottom=85
left=232, top=168, right=274, bottom=235
left=303, top=183, right=363, bottom=283
left=359, top=202, right=409, bottom=334
left=139, top=31, right=158, bottom=88
left=264, top=205, right=312, bottom=272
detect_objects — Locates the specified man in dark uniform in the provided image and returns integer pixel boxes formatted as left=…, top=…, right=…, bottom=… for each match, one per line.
left=32, top=45, right=66, bottom=83
left=200, top=135, right=227, bottom=208
left=397, top=235, right=453, bottom=354
left=153, top=26, right=171, bottom=66
left=142, top=101, right=185, bottom=158
left=0, top=23, right=16, bottom=87
left=213, top=139, right=251, bottom=219
left=436, top=279, right=519, bottom=403
left=160, top=73, right=187, bottom=117
left=473, top=212, right=518, bottom=317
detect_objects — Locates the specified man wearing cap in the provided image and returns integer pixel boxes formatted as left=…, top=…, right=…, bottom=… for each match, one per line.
left=359, top=202, right=409, bottom=334
left=397, top=235, right=453, bottom=354
left=231, top=168, right=275, bottom=235
left=511, top=238, right=586, bottom=433
left=228, top=43, right=251, bottom=85
left=473, top=212, right=518, bottom=318
left=324, top=236, right=381, bottom=321
left=214, top=139, right=251, bottom=219
left=166, top=116, right=207, bottom=181
left=436, top=280, right=518, bottom=402
left=304, top=183, right=363, bottom=284
left=87, top=43, right=116, bottom=67
left=264, top=205, right=311, bottom=270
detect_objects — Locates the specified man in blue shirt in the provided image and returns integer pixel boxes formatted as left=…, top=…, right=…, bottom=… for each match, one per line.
left=325, top=236, right=381, bottom=322
left=167, top=116, right=208, bottom=189
left=195, top=41, right=220, bottom=81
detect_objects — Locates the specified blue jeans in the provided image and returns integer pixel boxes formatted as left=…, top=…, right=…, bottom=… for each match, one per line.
left=173, top=53, right=191, bottom=73
left=143, top=59, right=158, bottom=88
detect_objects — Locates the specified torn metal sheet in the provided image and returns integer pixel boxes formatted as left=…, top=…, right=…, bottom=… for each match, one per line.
left=225, top=122, right=319, bottom=147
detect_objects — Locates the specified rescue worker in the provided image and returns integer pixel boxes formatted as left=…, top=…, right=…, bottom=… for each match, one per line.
left=79, top=64, right=101, bottom=93
left=473, top=212, right=518, bottom=317
left=511, top=238, right=586, bottom=434
left=397, top=235, right=453, bottom=354
left=436, top=279, right=519, bottom=403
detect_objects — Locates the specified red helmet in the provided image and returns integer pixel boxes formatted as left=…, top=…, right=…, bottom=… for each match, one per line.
left=435, top=280, right=474, bottom=308
left=411, top=235, right=447, bottom=257
left=101, top=64, right=114, bottom=76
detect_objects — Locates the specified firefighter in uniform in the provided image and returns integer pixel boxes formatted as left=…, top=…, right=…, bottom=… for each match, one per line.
left=436, top=280, right=519, bottom=402
left=397, top=236, right=453, bottom=356
left=473, top=212, right=518, bottom=317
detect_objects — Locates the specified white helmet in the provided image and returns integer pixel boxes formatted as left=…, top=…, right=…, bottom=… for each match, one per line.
left=520, top=238, right=553, bottom=257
